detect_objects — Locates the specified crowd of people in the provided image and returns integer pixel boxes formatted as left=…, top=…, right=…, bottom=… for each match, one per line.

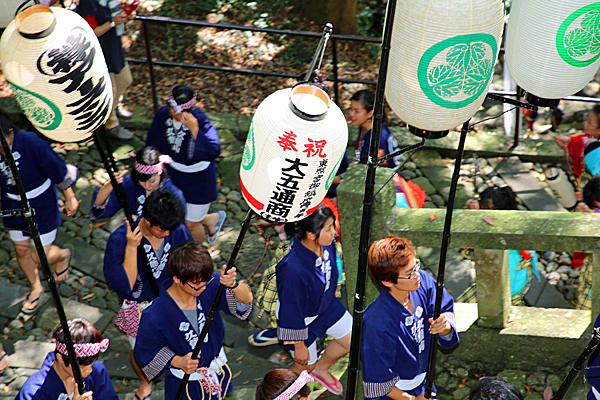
left=5, top=1, right=600, bottom=397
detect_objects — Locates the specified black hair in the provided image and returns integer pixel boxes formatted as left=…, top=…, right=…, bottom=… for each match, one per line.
left=131, top=146, right=166, bottom=187
left=171, top=85, right=196, bottom=112
left=350, top=89, right=375, bottom=112
left=478, top=186, right=518, bottom=211
left=142, top=189, right=185, bottom=232
left=591, top=104, right=600, bottom=119
left=469, top=376, right=524, bottom=400
left=53, top=318, right=103, bottom=367
left=296, top=204, right=335, bottom=240
left=0, top=113, right=15, bottom=137
left=584, top=176, right=600, bottom=210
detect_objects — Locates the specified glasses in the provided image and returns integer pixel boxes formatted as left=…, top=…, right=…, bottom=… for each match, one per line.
left=185, top=276, right=214, bottom=291
left=397, top=260, right=421, bottom=280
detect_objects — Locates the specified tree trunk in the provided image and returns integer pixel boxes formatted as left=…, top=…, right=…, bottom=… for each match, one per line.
left=299, top=0, right=358, bottom=35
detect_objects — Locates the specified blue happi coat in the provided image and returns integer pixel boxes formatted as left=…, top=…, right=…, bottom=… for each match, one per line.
left=0, top=131, right=77, bottom=234
left=587, top=312, right=600, bottom=399
left=146, top=106, right=221, bottom=205
left=276, top=240, right=345, bottom=343
left=90, top=174, right=186, bottom=220
left=361, top=272, right=459, bottom=399
left=134, top=276, right=252, bottom=400
left=104, top=221, right=192, bottom=302
left=356, top=123, right=402, bottom=169
left=15, top=352, right=118, bottom=400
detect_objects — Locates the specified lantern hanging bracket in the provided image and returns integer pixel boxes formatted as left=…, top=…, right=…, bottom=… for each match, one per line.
left=486, top=92, right=538, bottom=112
left=376, top=138, right=425, bottom=166
left=303, top=23, right=333, bottom=83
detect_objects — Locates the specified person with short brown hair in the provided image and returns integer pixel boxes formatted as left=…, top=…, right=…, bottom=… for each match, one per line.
left=256, top=369, right=312, bottom=400
left=134, top=241, right=252, bottom=400
left=361, top=236, right=459, bottom=400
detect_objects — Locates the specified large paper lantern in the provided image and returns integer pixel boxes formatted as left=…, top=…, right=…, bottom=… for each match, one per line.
left=385, top=0, right=505, bottom=138
left=0, top=5, right=113, bottom=142
left=240, top=83, right=348, bottom=223
left=505, top=0, right=600, bottom=107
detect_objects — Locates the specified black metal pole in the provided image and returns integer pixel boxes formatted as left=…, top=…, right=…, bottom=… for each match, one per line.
left=424, top=120, right=470, bottom=398
left=345, top=1, right=396, bottom=399
left=513, top=86, right=524, bottom=147
left=331, top=36, right=340, bottom=105
left=141, top=19, right=158, bottom=113
left=92, top=129, right=160, bottom=297
left=0, top=126, right=86, bottom=393
left=552, top=328, right=600, bottom=400
left=303, top=24, right=333, bottom=82
left=174, top=209, right=254, bottom=400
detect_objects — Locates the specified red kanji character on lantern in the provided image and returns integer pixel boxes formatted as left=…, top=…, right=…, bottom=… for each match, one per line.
left=277, top=131, right=298, bottom=152
left=303, top=138, right=327, bottom=158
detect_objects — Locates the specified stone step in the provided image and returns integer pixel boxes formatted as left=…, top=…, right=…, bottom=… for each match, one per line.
left=487, top=156, right=566, bottom=212
left=54, top=231, right=107, bottom=284
left=410, top=149, right=473, bottom=210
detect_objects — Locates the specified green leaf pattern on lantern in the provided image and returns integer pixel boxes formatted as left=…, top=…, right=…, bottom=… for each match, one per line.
left=242, top=120, right=256, bottom=171
left=9, top=82, right=62, bottom=131
left=564, top=10, right=600, bottom=59
left=427, top=43, right=492, bottom=100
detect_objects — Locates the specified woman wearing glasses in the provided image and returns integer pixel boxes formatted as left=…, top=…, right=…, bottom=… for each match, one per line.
left=361, top=236, right=459, bottom=400
left=135, top=241, right=252, bottom=400
left=276, top=205, right=352, bottom=395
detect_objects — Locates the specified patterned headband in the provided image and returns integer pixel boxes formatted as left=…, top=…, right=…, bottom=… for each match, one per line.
left=273, top=370, right=314, bottom=400
left=168, top=85, right=197, bottom=114
left=132, top=154, right=172, bottom=175
left=56, top=338, right=109, bottom=358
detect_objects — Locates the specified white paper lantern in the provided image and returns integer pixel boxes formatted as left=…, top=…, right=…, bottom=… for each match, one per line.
left=0, top=0, right=35, bottom=29
left=0, top=5, right=113, bottom=142
left=240, top=84, right=348, bottom=223
left=385, top=0, right=505, bottom=137
left=505, top=0, right=600, bottom=106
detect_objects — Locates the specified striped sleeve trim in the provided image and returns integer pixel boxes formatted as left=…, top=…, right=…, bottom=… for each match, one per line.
left=226, top=283, right=252, bottom=320
left=142, top=346, right=175, bottom=381
left=57, top=164, right=78, bottom=190
left=277, top=326, right=309, bottom=341
left=363, top=377, right=399, bottom=399
left=440, top=311, right=456, bottom=341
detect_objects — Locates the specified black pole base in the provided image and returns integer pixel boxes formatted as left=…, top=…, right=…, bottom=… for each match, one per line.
left=525, top=93, right=560, bottom=109
left=408, top=125, right=449, bottom=139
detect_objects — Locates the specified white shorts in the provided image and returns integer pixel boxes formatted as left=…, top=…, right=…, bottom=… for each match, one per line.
left=290, top=310, right=352, bottom=365
left=186, top=203, right=211, bottom=222
left=9, top=229, right=57, bottom=246
left=128, top=335, right=136, bottom=349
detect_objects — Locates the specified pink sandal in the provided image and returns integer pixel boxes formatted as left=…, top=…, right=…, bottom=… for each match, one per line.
left=310, top=372, right=343, bottom=395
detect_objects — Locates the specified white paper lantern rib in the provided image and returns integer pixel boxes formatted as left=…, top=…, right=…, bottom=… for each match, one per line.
left=386, top=0, right=505, bottom=135
left=0, top=5, right=113, bottom=143
left=506, top=0, right=600, bottom=104
left=240, top=84, right=348, bottom=223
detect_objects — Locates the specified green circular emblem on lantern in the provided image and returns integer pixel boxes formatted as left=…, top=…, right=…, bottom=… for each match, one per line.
left=9, top=81, right=62, bottom=131
left=241, top=120, right=256, bottom=171
left=417, top=34, right=497, bottom=109
left=557, top=3, right=600, bottom=68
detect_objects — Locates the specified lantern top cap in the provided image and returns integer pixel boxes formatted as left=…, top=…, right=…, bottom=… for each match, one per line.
left=290, top=83, right=330, bottom=118
left=16, top=5, right=54, bottom=36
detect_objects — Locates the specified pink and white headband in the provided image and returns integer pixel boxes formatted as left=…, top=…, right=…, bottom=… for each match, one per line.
left=129, top=153, right=172, bottom=175
left=273, top=370, right=314, bottom=400
left=56, top=338, right=109, bottom=358
left=168, top=85, right=197, bottom=114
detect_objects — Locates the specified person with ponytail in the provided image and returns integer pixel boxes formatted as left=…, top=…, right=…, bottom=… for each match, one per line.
left=90, top=146, right=186, bottom=220
left=349, top=89, right=402, bottom=169
left=276, top=205, right=351, bottom=395
left=146, top=84, right=225, bottom=244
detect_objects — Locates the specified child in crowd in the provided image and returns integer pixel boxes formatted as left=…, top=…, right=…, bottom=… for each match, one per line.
left=255, top=369, right=313, bottom=400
